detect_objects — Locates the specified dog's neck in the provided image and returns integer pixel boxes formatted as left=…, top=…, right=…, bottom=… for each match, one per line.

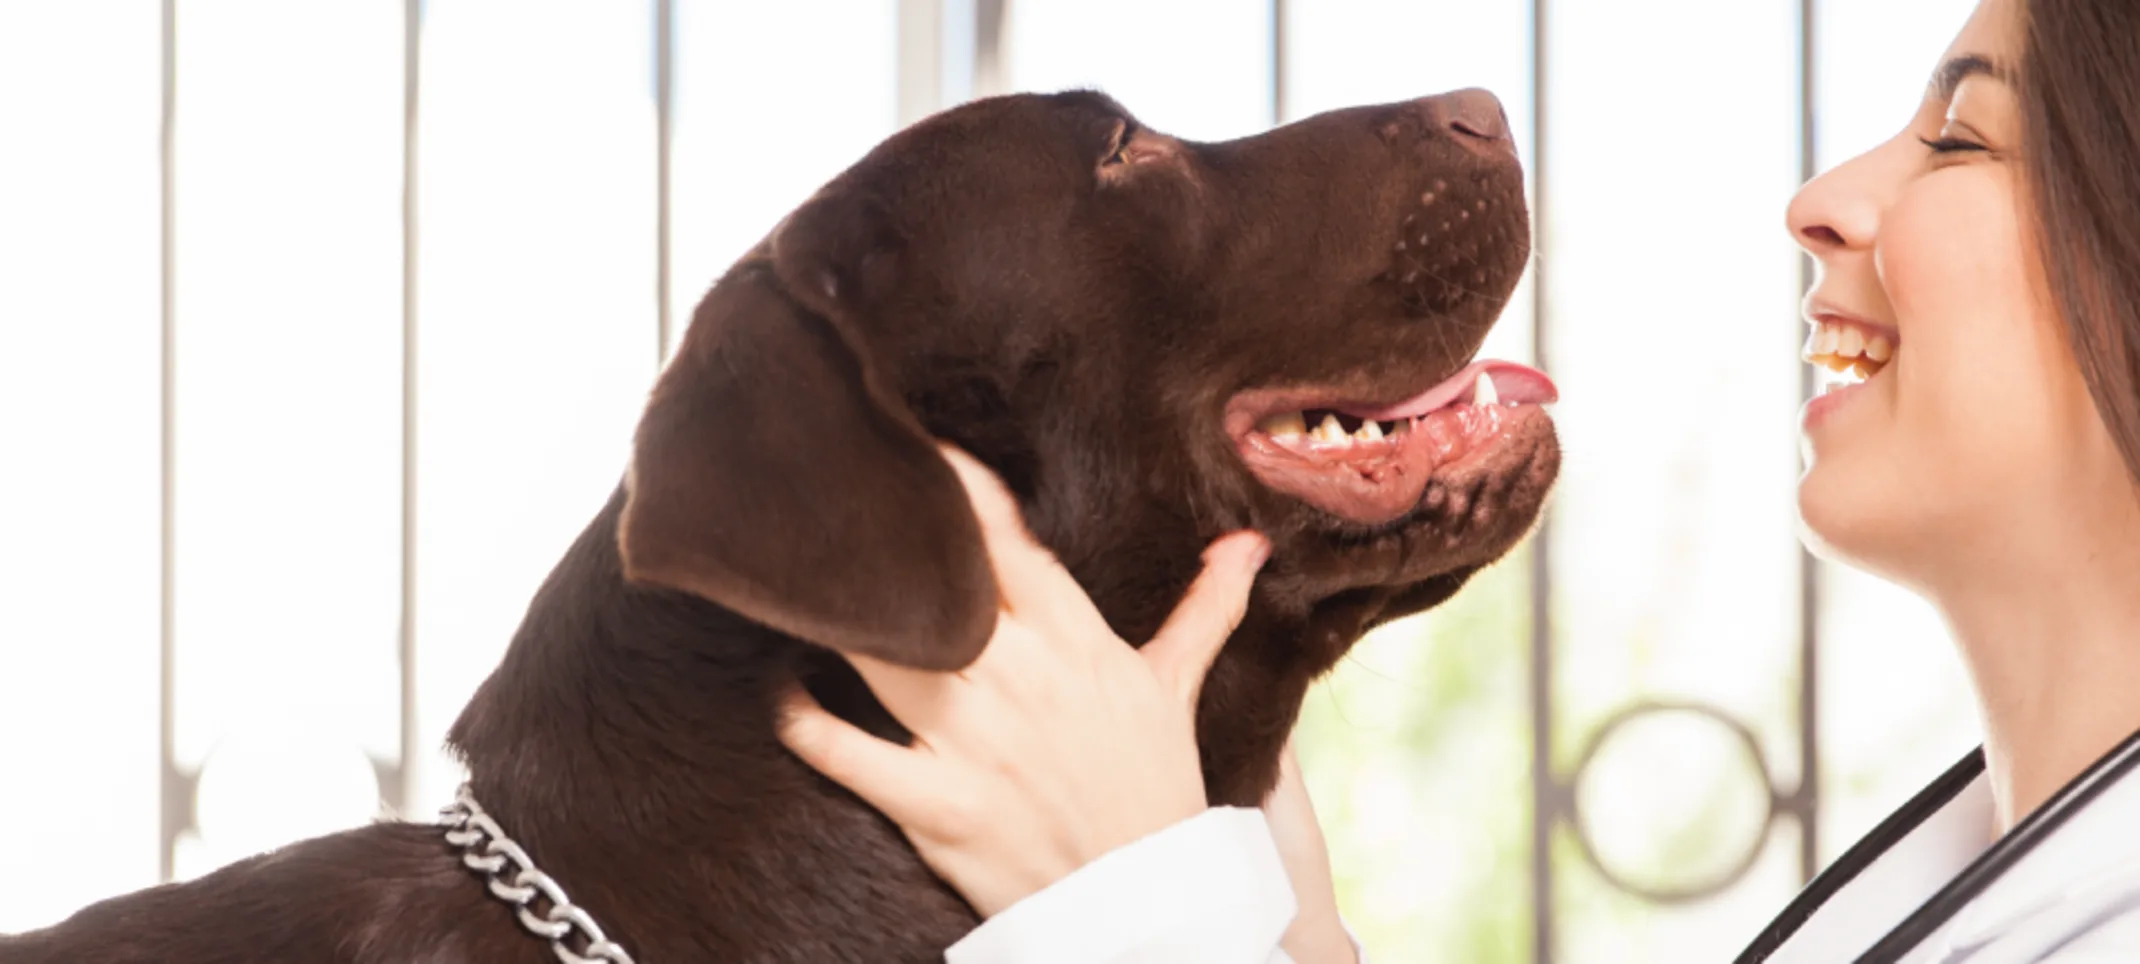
left=445, top=486, right=981, bottom=954
left=439, top=480, right=1349, bottom=952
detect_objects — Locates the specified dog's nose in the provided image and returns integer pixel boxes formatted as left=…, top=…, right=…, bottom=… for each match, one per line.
left=1421, top=88, right=1512, bottom=149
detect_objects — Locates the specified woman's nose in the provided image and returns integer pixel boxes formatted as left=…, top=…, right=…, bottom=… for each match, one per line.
left=1788, top=177, right=1857, bottom=254
left=1786, top=150, right=1891, bottom=255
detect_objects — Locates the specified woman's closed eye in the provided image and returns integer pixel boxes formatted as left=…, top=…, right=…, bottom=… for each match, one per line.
left=1920, top=110, right=2000, bottom=159
left=1920, top=135, right=1990, bottom=154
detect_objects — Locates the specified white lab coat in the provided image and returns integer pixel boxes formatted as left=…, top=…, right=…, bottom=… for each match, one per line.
left=946, top=731, right=2140, bottom=963
left=1745, top=730, right=2140, bottom=963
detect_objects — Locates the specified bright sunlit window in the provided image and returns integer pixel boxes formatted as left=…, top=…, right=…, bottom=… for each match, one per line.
left=0, top=2, right=1985, bottom=959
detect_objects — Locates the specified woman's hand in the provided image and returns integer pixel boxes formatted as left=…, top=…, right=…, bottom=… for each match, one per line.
left=775, top=446, right=1269, bottom=918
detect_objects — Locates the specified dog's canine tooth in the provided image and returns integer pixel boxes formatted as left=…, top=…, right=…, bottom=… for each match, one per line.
left=1355, top=419, right=1383, bottom=442
left=1474, top=371, right=1499, bottom=407
left=1259, top=411, right=1308, bottom=438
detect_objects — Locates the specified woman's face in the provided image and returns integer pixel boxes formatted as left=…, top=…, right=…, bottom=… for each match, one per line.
left=1787, top=0, right=2125, bottom=589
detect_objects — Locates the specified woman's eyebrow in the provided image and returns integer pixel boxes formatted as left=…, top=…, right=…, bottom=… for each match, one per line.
left=1931, top=53, right=2009, bottom=101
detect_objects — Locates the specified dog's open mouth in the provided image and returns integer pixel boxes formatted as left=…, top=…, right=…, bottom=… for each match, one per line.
left=1226, top=360, right=1557, bottom=525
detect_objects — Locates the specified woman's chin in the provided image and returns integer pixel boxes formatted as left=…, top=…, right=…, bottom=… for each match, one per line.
left=1795, top=462, right=1897, bottom=576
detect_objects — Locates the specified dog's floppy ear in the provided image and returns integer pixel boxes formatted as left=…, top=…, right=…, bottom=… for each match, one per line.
left=618, top=191, right=998, bottom=671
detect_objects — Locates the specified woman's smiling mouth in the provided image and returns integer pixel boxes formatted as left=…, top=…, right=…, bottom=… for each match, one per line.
left=1803, top=311, right=1900, bottom=382
left=1801, top=309, right=1901, bottom=431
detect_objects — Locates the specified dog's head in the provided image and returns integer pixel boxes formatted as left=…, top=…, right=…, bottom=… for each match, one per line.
left=618, top=89, right=1556, bottom=672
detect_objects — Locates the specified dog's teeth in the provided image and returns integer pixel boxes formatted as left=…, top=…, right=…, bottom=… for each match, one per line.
left=1355, top=419, right=1383, bottom=442
left=1474, top=372, right=1499, bottom=407
left=1315, top=413, right=1347, bottom=444
left=1258, top=411, right=1307, bottom=438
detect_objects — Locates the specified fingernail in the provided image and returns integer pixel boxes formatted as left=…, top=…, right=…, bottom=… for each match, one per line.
left=1239, top=532, right=1271, bottom=572
left=1203, top=531, right=1270, bottom=572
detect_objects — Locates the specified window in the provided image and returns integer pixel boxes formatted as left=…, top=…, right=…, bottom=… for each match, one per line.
left=0, top=2, right=1986, bottom=958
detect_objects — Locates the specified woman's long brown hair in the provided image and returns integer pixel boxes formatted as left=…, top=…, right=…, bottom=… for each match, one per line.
left=2020, top=0, right=2140, bottom=482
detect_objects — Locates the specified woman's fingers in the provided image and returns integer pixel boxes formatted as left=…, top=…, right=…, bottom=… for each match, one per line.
left=1142, top=530, right=1270, bottom=705
left=1265, top=739, right=1354, bottom=964
left=939, top=446, right=1112, bottom=639
left=775, top=686, right=933, bottom=819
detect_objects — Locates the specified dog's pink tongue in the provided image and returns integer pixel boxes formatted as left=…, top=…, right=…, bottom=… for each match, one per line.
left=1345, top=360, right=1558, bottom=422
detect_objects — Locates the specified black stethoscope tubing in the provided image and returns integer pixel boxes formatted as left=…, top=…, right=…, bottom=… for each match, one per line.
left=1734, top=725, right=2140, bottom=963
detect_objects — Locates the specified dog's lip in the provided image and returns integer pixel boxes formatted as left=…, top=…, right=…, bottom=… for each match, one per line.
left=1221, top=360, right=1557, bottom=439
left=1225, top=360, right=1557, bottom=526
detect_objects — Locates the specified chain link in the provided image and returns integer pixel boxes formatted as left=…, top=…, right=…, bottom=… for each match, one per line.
left=441, top=785, right=638, bottom=964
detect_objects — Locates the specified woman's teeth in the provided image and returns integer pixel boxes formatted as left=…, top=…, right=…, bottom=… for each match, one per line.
left=1804, top=320, right=1893, bottom=378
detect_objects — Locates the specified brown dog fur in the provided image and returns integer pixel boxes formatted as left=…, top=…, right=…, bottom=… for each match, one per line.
left=1, top=89, right=1555, bottom=963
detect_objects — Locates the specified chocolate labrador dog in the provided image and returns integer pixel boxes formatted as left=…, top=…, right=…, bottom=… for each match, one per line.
left=1, top=87, right=1556, bottom=963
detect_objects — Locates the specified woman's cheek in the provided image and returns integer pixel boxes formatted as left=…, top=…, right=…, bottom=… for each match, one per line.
left=1879, top=167, right=2025, bottom=345
left=1886, top=172, right=2073, bottom=519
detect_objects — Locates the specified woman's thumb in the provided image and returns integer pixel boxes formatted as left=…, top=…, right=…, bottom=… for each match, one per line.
left=1142, top=531, right=1270, bottom=706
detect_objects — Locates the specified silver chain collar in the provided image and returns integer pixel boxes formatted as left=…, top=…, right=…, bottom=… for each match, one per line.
left=440, top=785, right=638, bottom=964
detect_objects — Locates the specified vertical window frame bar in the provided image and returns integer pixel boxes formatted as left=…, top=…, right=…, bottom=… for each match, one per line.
left=395, top=0, right=425, bottom=821
left=1527, top=0, right=1555, bottom=957
left=1270, top=0, right=1286, bottom=124
left=157, top=0, right=183, bottom=885
left=656, top=0, right=675, bottom=363
left=1793, top=0, right=1823, bottom=884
